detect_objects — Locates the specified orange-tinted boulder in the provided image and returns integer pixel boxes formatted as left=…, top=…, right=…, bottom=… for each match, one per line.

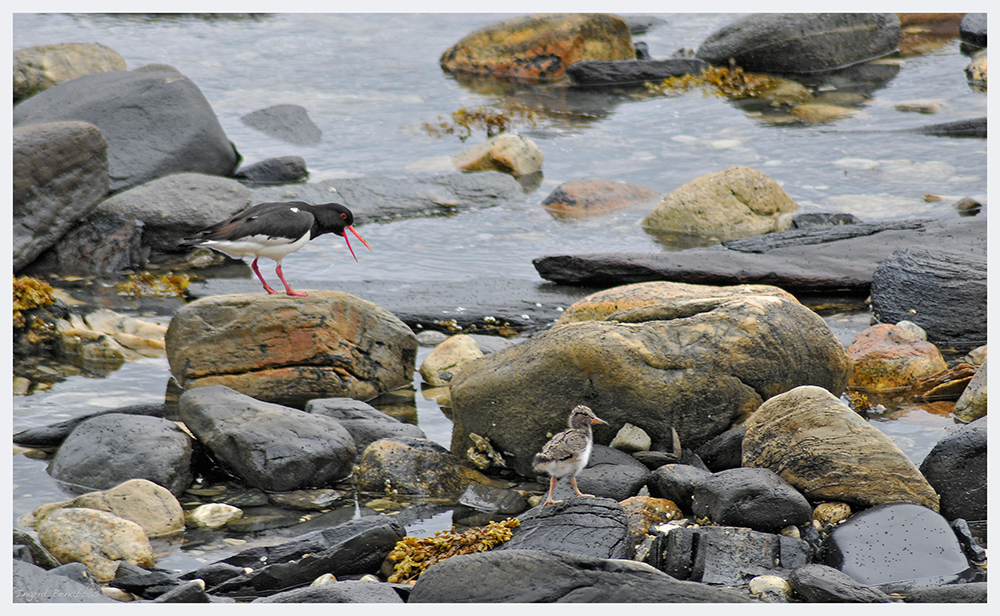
left=542, top=179, right=660, bottom=219
left=440, top=13, right=635, bottom=81
left=846, top=323, right=947, bottom=390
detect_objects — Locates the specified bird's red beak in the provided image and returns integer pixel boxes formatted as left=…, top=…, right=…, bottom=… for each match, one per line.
left=592, top=417, right=607, bottom=425
left=342, top=225, right=372, bottom=262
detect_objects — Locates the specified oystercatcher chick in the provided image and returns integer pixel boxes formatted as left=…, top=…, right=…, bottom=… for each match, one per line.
left=532, top=405, right=607, bottom=506
left=180, top=201, right=371, bottom=297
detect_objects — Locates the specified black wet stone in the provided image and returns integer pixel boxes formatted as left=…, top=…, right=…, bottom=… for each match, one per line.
left=788, top=563, right=893, bottom=603
left=647, top=464, right=712, bottom=513
left=498, top=497, right=632, bottom=560
left=691, top=467, right=812, bottom=533
left=823, top=502, right=972, bottom=586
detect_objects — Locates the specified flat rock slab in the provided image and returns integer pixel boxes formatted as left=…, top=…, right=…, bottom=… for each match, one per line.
left=188, top=277, right=593, bottom=335
left=534, top=217, right=984, bottom=293
left=409, top=548, right=750, bottom=603
left=498, top=497, right=632, bottom=559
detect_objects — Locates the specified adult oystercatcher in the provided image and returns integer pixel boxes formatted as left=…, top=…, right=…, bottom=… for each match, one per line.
left=532, top=404, right=607, bottom=506
left=180, top=201, right=371, bottom=297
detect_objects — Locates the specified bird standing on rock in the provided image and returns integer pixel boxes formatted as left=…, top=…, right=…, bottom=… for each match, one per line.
left=179, top=201, right=371, bottom=297
left=532, top=404, right=607, bottom=506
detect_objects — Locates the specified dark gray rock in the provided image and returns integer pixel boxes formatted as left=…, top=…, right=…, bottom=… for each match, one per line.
left=179, top=385, right=356, bottom=492
left=97, top=172, right=250, bottom=255
left=534, top=218, right=986, bottom=295
left=208, top=516, right=405, bottom=598
left=13, top=403, right=170, bottom=449
left=649, top=525, right=811, bottom=585
left=111, top=565, right=181, bottom=598
left=498, top=497, right=632, bottom=559
left=647, top=464, right=712, bottom=512
left=566, top=58, right=709, bottom=87
left=21, top=212, right=146, bottom=276
left=791, top=212, right=863, bottom=228
left=457, top=484, right=528, bottom=515
left=694, top=425, right=745, bottom=472
left=621, top=15, right=667, bottom=35
left=252, top=580, right=403, bottom=603
left=909, top=117, right=987, bottom=138
left=789, top=563, right=893, bottom=603
left=178, top=562, right=245, bottom=587
left=13, top=528, right=61, bottom=569
left=871, top=246, right=986, bottom=346
left=50, top=562, right=103, bottom=592
left=574, top=445, right=651, bottom=502
left=13, top=559, right=115, bottom=603
left=902, top=582, right=987, bottom=603
left=919, top=417, right=987, bottom=522
left=959, top=13, right=987, bottom=48
left=241, top=104, right=322, bottom=146
left=248, top=172, right=523, bottom=225
left=152, top=580, right=211, bottom=603
left=409, top=548, right=750, bottom=603
left=692, top=467, right=812, bottom=533
left=305, top=397, right=426, bottom=457
left=951, top=518, right=987, bottom=564
left=696, top=13, right=901, bottom=74
left=13, top=121, right=109, bottom=272
left=48, top=413, right=194, bottom=496
left=233, top=155, right=308, bottom=186
left=13, top=66, right=240, bottom=192
left=824, top=503, right=972, bottom=586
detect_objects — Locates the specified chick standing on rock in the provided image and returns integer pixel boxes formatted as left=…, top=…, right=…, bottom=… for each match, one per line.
left=532, top=404, right=607, bottom=506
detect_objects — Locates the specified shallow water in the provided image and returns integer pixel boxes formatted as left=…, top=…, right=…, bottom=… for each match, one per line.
left=12, top=13, right=985, bottom=573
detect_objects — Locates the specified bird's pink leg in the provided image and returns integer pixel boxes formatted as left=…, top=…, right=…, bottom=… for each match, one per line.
left=568, top=476, right=593, bottom=498
left=542, top=476, right=562, bottom=506
left=250, top=258, right=279, bottom=294
left=275, top=264, right=307, bottom=297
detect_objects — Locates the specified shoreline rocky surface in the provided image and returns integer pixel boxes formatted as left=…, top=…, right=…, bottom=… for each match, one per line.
left=13, top=12, right=987, bottom=604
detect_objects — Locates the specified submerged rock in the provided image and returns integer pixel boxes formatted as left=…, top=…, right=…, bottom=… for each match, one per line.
left=641, top=166, right=799, bottom=240
left=240, top=104, right=321, bottom=146
left=696, top=13, right=901, bottom=74
left=541, top=178, right=659, bottom=219
left=452, top=133, right=544, bottom=176
left=440, top=13, right=635, bottom=81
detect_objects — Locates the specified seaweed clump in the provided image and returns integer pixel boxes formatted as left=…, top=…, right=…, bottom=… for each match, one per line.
left=116, top=271, right=190, bottom=299
left=646, top=65, right=784, bottom=100
left=13, top=275, right=56, bottom=330
left=387, top=517, right=521, bottom=583
left=423, top=105, right=538, bottom=141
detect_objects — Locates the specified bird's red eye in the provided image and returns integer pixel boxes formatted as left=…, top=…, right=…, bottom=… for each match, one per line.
left=341, top=213, right=348, bottom=220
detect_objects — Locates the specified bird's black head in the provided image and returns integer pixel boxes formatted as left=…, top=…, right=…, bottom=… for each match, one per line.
left=313, top=202, right=371, bottom=261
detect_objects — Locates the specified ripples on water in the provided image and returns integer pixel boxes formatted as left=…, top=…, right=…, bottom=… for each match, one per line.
left=12, top=13, right=985, bottom=567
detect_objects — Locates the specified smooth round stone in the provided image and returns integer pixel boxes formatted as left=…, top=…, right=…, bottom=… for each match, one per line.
left=185, top=503, right=243, bottom=529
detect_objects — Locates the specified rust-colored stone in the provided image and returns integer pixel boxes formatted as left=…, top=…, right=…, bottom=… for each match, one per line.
left=542, top=179, right=660, bottom=220
left=620, top=495, right=682, bottom=543
left=847, top=323, right=948, bottom=390
left=440, top=14, right=635, bottom=81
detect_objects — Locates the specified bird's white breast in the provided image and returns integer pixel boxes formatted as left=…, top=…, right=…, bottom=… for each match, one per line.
left=202, top=231, right=311, bottom=261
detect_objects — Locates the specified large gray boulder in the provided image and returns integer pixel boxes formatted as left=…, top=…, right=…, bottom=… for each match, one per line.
left=13, top=65, right=240, bottom=192
left=48, top=413, right=194, bottom=496
left=13, top=559, right=115, bottom=603
left=696, top=13, right=901, bottom=73
left=919, top=417, right=987, bottom=522
left=96, top=172, right=250, bottom=254
left=450, top=282, right=851, bottom=476
left=178, top=385, right=357, bottom=492
left=13, top=121, right=108, bottom=271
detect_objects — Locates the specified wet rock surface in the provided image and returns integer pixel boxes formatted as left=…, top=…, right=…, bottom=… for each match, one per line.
left=410, top=548, right=750, bottom=603
left=824, top=503, right=972, bottom=587
left=919, top=417, right=987, bottom=522
left=566, top=58, right=709, bottom=87
left=253, top=580, right=404, bottom=603
left=499, top=498, right=631, bottom=559
left=696, top=13, right=901, bottom=73
left=12, top=559, right=115, bottom=603
left=305, top=397, right=426, bottom=457
left=440, top=13, right=635, bottom=81
left=788, top=563, right=893, bottom=603
left=541, top=178, right=660, bottom=219
left=240, top=104, right=322, bottom=146
left=691, top=467, right=812, bottom=533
